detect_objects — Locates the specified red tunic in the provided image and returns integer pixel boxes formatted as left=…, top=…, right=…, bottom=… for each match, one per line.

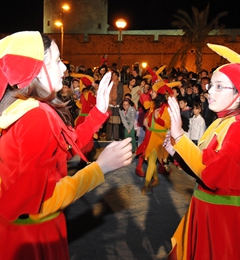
left=168, top=115, right=240, bottom=260
left=0, top=101, right=107, bottom=260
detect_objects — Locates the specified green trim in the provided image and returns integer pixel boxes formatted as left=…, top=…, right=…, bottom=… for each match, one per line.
left=13, top=211, right=60, bottom=225
left=149, top=128, right=167, bottom=132
left=79, top=113, right=88, bottom=117
left=149, top=111, right=167, bottom=132
left=194, top=188, right=240, bottom=206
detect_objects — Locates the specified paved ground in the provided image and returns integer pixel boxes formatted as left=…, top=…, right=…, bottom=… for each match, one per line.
left=65, top=145, right=195, bottom=260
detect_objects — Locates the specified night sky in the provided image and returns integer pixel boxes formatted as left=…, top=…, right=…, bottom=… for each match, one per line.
left=0, top=0, right=239, bottom=33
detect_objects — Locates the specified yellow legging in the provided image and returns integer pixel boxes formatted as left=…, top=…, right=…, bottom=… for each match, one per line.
left=144, top=149, right=158, bottom=188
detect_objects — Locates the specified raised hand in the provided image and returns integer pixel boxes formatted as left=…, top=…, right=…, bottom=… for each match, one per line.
left=96, top=72, right=113, bottom=113
left=167, top=96, right=183, bottom=140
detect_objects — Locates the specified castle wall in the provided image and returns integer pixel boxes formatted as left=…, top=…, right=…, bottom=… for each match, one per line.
left=49, top=31, right=240, bottom=73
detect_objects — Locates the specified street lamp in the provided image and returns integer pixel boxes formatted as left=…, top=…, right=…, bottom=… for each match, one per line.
left=54, top=4, right=70, bottom=60
left=116, top=18, right=127, bottom=69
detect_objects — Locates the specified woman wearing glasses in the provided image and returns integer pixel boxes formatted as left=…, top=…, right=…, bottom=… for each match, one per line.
left=165, top=62, right=240, bottom=260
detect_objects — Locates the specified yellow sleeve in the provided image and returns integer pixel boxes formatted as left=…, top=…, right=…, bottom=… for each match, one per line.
left=174, top=135, right=206, bottom=177
left=30, top=162, right=105, bottom=220
left=76, top=99, right=82, bottom=109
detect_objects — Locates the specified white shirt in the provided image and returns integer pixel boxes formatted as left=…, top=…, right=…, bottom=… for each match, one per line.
left=188, top=114, right=205, bottom=141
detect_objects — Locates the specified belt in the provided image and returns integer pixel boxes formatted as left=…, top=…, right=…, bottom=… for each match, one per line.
left=109, top=104, right=120, bottom=108
left=148, top=128, right=168, bottom=133
left=194, top=187, right=240, bottom=206
left=13, top=211, right=60, bottom=225
left=79, top=113, right=88, bottom=117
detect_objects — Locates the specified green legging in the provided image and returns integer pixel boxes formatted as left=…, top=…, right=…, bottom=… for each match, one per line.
left=124, top=127, right=136, bottom=152
left=144, top=148, right=158, bottom=188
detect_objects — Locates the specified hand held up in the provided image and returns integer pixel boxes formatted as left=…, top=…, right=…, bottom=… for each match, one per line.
left=167, top=97, right=183, bottom=140
left=96, top=138, right=133, bottom=174
left=96, top=72, right=113, bottom=113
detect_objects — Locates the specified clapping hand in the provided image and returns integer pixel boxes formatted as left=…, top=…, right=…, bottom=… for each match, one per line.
left=96, top=72, right=113, bottom=113
left=96, top=138, right=133, bottom=174
left=167, top=97, right=183, bottom=139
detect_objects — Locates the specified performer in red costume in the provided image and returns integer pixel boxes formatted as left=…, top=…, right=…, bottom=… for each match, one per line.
left=166, top=44, right=240, bottom=259
left=75, top=77, right=96, bottom=127
left=74, top=77, right=97, bottom=162
left=0, top=31, right=132, bottom=260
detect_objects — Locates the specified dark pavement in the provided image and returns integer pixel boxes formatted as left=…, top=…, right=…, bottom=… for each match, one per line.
left=65, top=145, right=195, bottom=260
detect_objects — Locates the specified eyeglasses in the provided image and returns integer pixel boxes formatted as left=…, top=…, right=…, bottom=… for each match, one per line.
left=206, top=83, right=235, bottom=92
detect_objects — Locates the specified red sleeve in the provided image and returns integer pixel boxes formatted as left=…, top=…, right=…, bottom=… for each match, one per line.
left=89, top=92, right=96, bottom=108
left=0, top=108, right=62, bottom=221
left=155, top=117, right=165, bottom=126
left=201, top=122, right=240, bottom=192
left=139, top=93, right=151, bottom=109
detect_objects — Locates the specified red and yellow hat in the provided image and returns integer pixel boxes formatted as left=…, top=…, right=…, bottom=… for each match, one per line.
left=207, top=43, right=240, bottom=92
left=0, top=31, right=44, bottom=100
left=214, top=63, right=240, bottom=92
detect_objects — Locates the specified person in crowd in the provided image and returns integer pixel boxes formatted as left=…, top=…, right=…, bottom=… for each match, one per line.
left=172, top=86, right=181, bottom=100
left=199, top=76, right=217, bottom=127
left=57, top=79, right=79, bottom=123
left=185, top=85, right=194, bottom=107
left=136, top=82, right=151, bottom=146
left=135, top=82, right=171, bottom=195
left=106, top=70, right=123, bottom=141
left=178, top=97, right=192, bottom=120
left=178, top=96, right=192, bottom=136
left=72, top=78, right=81, bottom=100
left=124, top=76, right=135, bottom=97
left=119, top=98, right=137, bottom=152
left=93, top=67, right=102, bottom=81
left=62, top=63, right=73, bottom=83
left=98, top=64, right=109, bottom=78
left=85, top=67, right=94, bottom=77
left=76, top=64, right=86, bottom=74
left=197, top=68, right=209, bottom=83
left=192, top=82, right=202, bottom=104
left=165, top=57, right=240, bottom=259
left=100, top=54, right=109, bottom=66
left=131, top=65, right=142, bottom=86
left=133, top=62, right=143, bottom=76
left=188, top=102, right=205, bottom=145
left=0, top=31, right=132, bottom=260
left=120, top=64, right=131, bottom=85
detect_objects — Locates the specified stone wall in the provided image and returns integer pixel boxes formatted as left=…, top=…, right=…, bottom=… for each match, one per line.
left=50, top=31, right=240, bottom=73
left=1, top=30, right=240, bottom=73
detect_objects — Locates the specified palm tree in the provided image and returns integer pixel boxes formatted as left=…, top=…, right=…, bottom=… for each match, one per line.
left=169, top=3, right=228, bottom=73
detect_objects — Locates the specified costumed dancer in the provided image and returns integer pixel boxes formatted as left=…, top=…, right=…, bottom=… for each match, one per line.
left=0, top=31, right=132, bottom=260
left=75, top=76, right=96, bottom=127
left=74, top=76, right=97, bottom=162
left=165, top=43, right=240, bottom=259
left=135, top=81, right=173, bottom=195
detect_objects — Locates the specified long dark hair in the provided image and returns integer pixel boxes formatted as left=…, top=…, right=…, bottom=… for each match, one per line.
left=154, top=93, right=167, bottom=108
left=0, top=34, right=73, bottom=126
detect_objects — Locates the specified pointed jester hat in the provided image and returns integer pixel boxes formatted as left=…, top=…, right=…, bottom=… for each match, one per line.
left=144, top=64, right=181, bottom=95
left=207, top=43, right=240, bottom=92
left=0, top=31, right=44, bottom=100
